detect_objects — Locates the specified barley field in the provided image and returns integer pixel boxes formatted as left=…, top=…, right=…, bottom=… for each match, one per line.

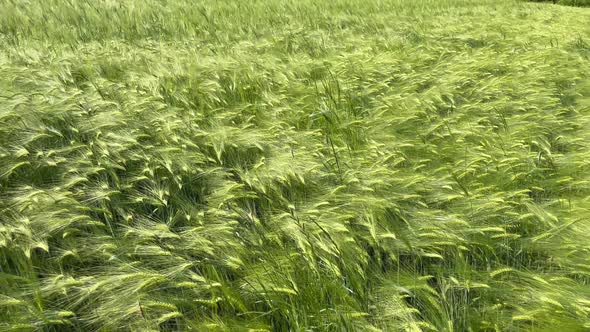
left=1, top=0, right=590, bottom=331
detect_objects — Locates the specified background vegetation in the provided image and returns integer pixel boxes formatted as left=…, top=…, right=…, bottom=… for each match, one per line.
left=529, top=0, right=590, bottom=7
left=1, top=0, right=589, bottom=331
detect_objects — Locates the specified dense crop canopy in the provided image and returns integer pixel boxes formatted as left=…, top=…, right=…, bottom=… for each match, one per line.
left=1, top=0, right=590, bottom=331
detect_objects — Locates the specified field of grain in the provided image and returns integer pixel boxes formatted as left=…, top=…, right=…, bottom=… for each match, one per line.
left=1, top=0, right=590, bottom=331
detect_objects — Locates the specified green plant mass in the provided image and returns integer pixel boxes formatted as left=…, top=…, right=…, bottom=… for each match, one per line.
left=1, top=0, right=589, bottom=331
left=529, top=0, right=590, bottom=7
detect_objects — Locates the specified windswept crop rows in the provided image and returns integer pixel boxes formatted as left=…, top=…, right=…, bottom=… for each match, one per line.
left=1, top=0, right=590, bottom=331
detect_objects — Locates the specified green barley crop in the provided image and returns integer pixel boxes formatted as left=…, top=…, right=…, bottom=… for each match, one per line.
left=1, top=0, right=589, bottom=331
